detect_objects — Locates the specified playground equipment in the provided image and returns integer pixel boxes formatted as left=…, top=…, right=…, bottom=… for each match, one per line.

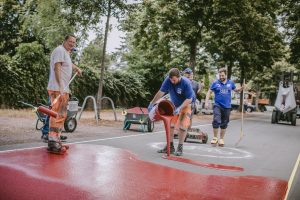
left=272, top=72, right=300, bottom=126
left=122, top=107, right=154, bottom=132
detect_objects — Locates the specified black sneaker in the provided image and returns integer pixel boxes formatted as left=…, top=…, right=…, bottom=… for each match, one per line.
left=157, top=144, right=175, bottom=154
left=41, top=135, right=48, bottom=143
left=175, top=144, right=183, bottom=156
left=47, top=141, right=68, bottom=154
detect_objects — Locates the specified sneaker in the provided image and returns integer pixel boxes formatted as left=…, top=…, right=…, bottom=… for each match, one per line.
left=47, top=141, right=67, bottom=154
left=211, top=137, right=218, bottom=146
left=157, top=144, right=175, bottom=154
left=41, top=135, right=48, bottom=143
left=218, top=139, right=225, bottom=147
left=175, top=144, right=183, bottom=156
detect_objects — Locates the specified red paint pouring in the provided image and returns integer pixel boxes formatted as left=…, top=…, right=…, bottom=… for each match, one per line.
left=151, top=100, right=244, bottom=171
left=0, top=144, right=287, bottom=200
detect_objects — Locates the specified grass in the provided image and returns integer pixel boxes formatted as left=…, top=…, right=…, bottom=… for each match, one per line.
left=0, top=109, right=36, bottom=118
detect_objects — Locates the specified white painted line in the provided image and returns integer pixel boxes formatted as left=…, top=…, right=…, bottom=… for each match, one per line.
left=0, top=123, right=212, bottom=153
left=284, top=153, right=300, bottom=200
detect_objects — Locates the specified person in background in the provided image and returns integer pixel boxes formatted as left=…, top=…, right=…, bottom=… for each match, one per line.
left=205, top=67, right=243, bottom=147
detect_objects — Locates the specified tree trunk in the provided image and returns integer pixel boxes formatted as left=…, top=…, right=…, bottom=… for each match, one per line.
left=96, top=0, right=111, bottom=115
left=188, top=41, right=197, bottom=72
left=227, top=60, right=233, bottom=80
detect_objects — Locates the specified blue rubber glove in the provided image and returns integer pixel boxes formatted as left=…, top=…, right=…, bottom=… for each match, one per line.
left=174, top=106, right=182, bottom=115
left=148, top=103, right=154, bottom=112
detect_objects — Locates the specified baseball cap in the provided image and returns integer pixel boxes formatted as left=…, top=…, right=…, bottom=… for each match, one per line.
left=183, top=68, right=193, bottom=74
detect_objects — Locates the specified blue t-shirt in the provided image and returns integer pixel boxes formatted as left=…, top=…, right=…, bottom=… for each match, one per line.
left=210, top=79, right=236, bottom=108
left=160, top=76, right=195, bottom=107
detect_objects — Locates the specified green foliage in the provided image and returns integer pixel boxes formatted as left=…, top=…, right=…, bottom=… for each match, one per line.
left=0, top=0, right=23, bottom=55
left=72, top=66, right=149, bottom=107
left=0, top=42, right=49, bottom=107
left=281, top=0, right=300, bottom=67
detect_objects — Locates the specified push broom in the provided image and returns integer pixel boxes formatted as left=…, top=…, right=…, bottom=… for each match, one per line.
left=235, top=79, right=245, bottom=147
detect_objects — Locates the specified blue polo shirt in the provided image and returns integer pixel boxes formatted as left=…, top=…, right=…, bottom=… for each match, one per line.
left=160, top=76, right=195, bottom=107
left=210, top=79, right=236, bottom=108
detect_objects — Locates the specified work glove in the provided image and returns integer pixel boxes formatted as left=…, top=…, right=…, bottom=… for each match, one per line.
left=148, top=103, right=154, bottom=112
left=174, top=106, right=182, bottom=115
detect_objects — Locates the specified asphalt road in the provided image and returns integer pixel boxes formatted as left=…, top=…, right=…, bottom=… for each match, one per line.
left=1, top=112, right=299, bottom=199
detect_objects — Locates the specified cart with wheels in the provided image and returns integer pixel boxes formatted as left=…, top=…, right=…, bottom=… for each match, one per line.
left=271, top=72, right=299, bottom=126
left=184, top=128, right=208, bottom=143
left=123, top=107, right=154, bottom=132
left=20, top=97, right=80, bottom=132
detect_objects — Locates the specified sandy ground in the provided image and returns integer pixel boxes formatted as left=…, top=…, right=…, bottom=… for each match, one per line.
left=0, top=108, right=246, bottom=146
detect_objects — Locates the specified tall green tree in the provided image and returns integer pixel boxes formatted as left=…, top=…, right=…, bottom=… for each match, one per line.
left=0, top=0, right=23, bottom=55
left=281, top=0, right=300, bottom=67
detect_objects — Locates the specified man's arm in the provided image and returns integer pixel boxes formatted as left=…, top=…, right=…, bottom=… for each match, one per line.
left=54, top=62, right=63, bottom=94
left=150, top=91, right=165, bottom=104
left=72, top=63, right=82, bottom=76
left=197, top=82, right=202, bottom=94
left=181, top=98, right=193, bottom=109
left=205, top=89, right=212, bottom=109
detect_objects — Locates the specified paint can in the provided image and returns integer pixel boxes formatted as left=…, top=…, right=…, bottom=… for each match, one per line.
left=149, top=99, right=175, bottom=121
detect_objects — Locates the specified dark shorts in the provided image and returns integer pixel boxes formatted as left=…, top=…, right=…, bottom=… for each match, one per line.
left=212, top=105, right=231, bottom=129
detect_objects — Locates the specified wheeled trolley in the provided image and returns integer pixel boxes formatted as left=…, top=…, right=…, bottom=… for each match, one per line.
left=123, top=107, right=154, bottom=132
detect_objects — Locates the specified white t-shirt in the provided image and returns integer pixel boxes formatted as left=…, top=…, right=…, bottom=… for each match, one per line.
left=47, top=45, right=73, bottom=93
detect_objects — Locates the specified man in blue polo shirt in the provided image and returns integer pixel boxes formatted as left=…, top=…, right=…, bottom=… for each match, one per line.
left=148, top=68, right=195, bottom=156
left=205, top=68, right=242, bottom=147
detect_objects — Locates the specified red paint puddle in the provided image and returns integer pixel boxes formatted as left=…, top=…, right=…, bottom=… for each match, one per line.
left=0, top=144, right=287, bottom=200
left=162, top=155, right=244, bottom=171
left=157, top=102, right=244, bottom=172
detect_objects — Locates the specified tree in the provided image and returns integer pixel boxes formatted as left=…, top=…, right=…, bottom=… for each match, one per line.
left=0, top=0, right=23, bottom=55
left=281, top=0, right=300, bottom=68
left=208, top=0, right=284, bottom=110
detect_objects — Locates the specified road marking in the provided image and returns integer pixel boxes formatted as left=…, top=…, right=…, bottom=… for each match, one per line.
left=0, top=123, right=212, bottom=153
left=150, top=142, right=253, bottom=159
left=284, top=153, right=300, bottom=200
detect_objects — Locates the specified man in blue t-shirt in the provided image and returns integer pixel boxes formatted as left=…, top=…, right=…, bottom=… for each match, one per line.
left=148, top=68, right=195, bottom=156
left=205, top=68, right=242, bottom=147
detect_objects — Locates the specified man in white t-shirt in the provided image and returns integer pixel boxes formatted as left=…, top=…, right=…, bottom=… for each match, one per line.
left=47, top=35, right=81, bottom=154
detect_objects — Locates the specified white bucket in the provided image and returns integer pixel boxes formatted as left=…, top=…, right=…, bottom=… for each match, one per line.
left=68, top=101, right=78, bottom=112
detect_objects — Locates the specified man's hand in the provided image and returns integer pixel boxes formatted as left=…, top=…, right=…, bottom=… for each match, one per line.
left=72, top=64, right=82, bottom=76
left=75, top=67, right=82, bottom=76
left=148, top=103, right=154, bottom=112
left=174, top=106, right=182, bottom=115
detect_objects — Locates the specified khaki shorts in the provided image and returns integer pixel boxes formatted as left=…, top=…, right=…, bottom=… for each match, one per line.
left=171, top=105, right=192, bottom=131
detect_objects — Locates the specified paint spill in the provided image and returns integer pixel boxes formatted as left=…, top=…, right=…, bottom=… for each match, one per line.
left=0, top=144, right=287, bottom=200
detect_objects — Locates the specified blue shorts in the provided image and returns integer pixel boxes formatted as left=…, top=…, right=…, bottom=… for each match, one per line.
left=212, top=105, right=231, bottom=129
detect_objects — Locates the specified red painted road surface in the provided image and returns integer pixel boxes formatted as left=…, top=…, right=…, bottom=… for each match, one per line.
left=0, top=144, right=287, bottom=200
left=163, top=155, right=244, bottom=171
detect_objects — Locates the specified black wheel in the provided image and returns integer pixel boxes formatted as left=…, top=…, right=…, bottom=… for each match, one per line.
left=147, top=119, right=154, bottom=132
left=202, top=132, right=208, bottom=144
left=184, top=133, right=188, bottom=142
left=291, top=113, right=297, bottom=126
left=246, top=107, right=252, bottom=113
left=271, top=111, right=277, bottom=124
left=64, top=118, right=77, bottom=132
left=36, top=118, right=45, bottom=130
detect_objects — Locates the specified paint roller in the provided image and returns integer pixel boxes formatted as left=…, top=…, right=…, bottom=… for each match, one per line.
left=20, top=73, right=78, bottom=118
